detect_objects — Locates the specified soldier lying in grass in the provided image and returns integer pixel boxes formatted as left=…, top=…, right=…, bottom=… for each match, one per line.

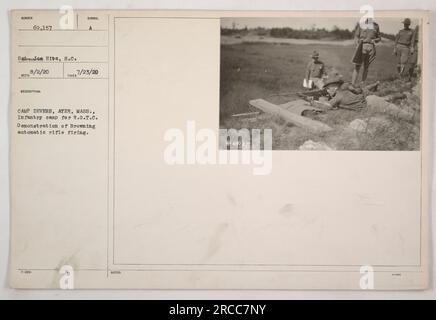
left=317, top=77, right=415, bottom=120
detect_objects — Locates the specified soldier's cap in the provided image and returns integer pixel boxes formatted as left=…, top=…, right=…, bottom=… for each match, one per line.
left=310, top=51, right=320, bottom=58
left=323, top=76, right=344, bottom=89
left=402, top=18, right=411, bottom=24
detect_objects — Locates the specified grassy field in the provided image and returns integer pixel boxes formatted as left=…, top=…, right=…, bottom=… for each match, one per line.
left=219, top=38, right=420, bottom=150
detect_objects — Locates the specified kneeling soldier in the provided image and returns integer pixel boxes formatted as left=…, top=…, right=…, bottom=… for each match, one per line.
left=304, top=50, right=326, bottom=89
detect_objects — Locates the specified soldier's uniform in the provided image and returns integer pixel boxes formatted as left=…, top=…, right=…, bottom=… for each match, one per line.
left=351, top=21, right=381, bottom=85
left=394, top=18, right=417, bottom=79
left=395, top=28, right=415, bottom=65
left=306, top=60, right=324, bottom=79
left=324, top=78, right=413, bottom=120
left=327, top=82, right=366, bottom=110
left=354, top=22, right=380, bottom=65
left=305, top=51, right=325, bottom=89
left=408, top=26, right=419, bottom=72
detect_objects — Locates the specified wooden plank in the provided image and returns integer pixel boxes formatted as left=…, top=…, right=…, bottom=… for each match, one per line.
left=278, top=99, right=323, bottom=115
left=231, top=111, right=260, bottom=118
left=249, top=99, right=333, bottom=133
left=278, top=99, right=309, bottom=110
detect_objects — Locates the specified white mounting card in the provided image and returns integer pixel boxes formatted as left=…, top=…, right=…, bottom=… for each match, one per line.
left=9, top=10, right=429, bottom=289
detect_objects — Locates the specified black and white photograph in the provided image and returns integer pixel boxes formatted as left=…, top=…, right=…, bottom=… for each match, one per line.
left=220, top=17, right=422, bottom=150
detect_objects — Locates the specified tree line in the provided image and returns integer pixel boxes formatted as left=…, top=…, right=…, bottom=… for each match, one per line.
left=221, top=25, right=395, bottom=41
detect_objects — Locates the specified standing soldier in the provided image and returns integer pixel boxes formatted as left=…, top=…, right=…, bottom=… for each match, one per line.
left=393, top=18, right=415, bottom=79
left=351, top=18, right=381, bottom=85
left=304, top=50, right=326, bottom=89
left=407, top=25, right=419, bottom=81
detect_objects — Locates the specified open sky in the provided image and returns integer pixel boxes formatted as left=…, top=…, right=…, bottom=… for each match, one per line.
left=221, top=17, right=420, bottom=36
